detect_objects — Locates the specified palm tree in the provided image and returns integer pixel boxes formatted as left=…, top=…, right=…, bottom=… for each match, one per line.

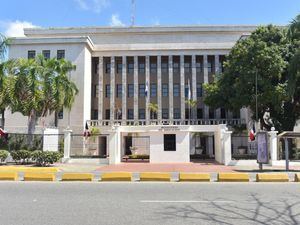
left=0, top=34, right=10, bottom=62
left=148, top=102, right=158, bottom=120
left=6, top=55, right=78, bottom=143
left=288, top=14, right=300, bottom=41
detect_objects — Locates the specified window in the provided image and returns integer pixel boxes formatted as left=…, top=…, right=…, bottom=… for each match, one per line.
left=185, top=108, right=190, bottom=119
left=117, top=62, right=122, bottom=74
left=173, top=84, right=180, bottom=97
left=139, top=109, right=145, bottom=119
left=105, top=63, right=111, bottom=73
left=116, top=84, right=122, bottom=98
left=127, top=109, right=134, bottom=120
left=28, top=50, right=36, bottom=59
left=197, top=108, right=203, bottom=119
left=184, top=62, right=191, bottom=73
left=138, top=63, right=145, bottom=73
left=128, top=62, right=134, bottom=74
left=174, top=108, right=181, bottom=119
left=92, top=110, right=98, bottom=120
left=139, top=84, right=145, bottom=97
left=94, top=62, right=99, bottom=74
left=94, top=84, right=99, bottom=97
left=150, top=63, right=157, bottom=74
left=150, top=84, right=157, bottom=97
left=197, top=83, right=202, bottom=97
left=105, top=109, right=110, bottom=119
left=196, top=62, right=202, bottom=73
left=161, top=62, right=168, bottom=73
left=162, top=108, right=169, bottom=119
left=105, top=85, right=110, bottom=98
left=209, top=108, right=215, bottom=119
left=221, top=108, right=226, bottom=119
left=162, top=84, right=168, bottom=97
left=127, top=84, right=134, bottom=97
left=115, top=109, right=122, bottom=120
left=58, top=110, right=63, bottom=119
left=233, top=110, right=240, bottom=119
left=42, top=50, right=50, bottom=59
left=164, top=134, right=176, bottom=151
left=173, top=62, right=179, bottom=73
left=57, top=50, right=65, bottom=59
left=185, top=85, right=189, bottom=98
left=207, top=61, right=212, bottom=73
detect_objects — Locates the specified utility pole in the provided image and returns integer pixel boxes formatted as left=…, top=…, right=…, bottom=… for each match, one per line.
left=131, top=0, right=135, bottom=27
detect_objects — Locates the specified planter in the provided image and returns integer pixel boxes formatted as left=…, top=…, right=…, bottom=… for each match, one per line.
left=238, top=147, right=247, bottom=155
left=195, top=147, right=204, bottom=155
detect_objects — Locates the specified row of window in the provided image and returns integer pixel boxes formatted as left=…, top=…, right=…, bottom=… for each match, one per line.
left=94, top=108, right=235, bottom=120
left=99, top=83, right=203, bottom=98
left=103, top=61, right=222, bottom=74
left=28, top=50, right=65, bottom=60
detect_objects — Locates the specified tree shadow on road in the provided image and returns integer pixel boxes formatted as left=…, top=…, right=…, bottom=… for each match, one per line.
left=155, top=193, right=300, bottom=225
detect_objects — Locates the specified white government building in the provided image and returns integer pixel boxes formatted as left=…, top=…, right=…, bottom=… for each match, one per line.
left=5, top=25, right=266, bottom=165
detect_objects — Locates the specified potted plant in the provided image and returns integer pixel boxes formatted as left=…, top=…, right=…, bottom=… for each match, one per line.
left=130, top=146, right=137, bottom=155
left=237, top=146, right=247, bottom=155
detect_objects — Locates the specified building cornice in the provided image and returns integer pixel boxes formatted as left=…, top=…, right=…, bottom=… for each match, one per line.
left=24, top=25, right=259, bottom=36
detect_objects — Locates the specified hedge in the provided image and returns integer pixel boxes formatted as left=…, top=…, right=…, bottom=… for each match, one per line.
left=0, top=150, right=9, bottom=162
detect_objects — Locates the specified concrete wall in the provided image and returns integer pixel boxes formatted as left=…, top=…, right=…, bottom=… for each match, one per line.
left=149, top=131, right=190, bottom=163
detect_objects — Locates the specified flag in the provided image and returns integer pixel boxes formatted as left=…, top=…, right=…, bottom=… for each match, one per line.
left=249, top=123, right=255, bottom=141
left=83, top=122, right=91, bottom=137
left=0, top=128, right=8, bottom=143
left=145, top=81, right=149, bottom=97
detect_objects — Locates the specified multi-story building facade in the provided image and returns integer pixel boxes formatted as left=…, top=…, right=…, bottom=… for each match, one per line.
left=5, top=25, right=257, bottom=164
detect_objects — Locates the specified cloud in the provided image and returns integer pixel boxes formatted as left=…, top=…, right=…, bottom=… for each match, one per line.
left=0, top=20, right=39, bottom=37
left=152, top=18, right=160, bottom=26
left=110, top=14, right=125, bottom=27
left=74, top=0, right=109, bottom=13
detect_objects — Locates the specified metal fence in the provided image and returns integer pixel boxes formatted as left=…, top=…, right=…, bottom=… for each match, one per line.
left=231, top=135, right=257, bottom=160
left=69, top=134, right=108, bottom=158
left=0, top=133, right=64, bottom=152
left=278, top=137, right=300, bottom=160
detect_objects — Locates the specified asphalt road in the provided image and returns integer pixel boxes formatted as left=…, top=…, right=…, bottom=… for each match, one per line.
left=0, top=182, right=299, bottom=225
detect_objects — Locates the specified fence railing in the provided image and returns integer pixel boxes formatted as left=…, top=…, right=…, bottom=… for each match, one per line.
left=88, top=119, right=245, bottom=127
left=231, top=135, right=257, bottom=160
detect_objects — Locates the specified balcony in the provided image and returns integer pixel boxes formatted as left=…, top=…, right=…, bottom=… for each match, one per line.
left=87, top=119, right=245, bottom=127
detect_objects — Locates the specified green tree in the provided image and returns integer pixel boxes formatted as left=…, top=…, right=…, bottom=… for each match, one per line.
left=6, top=55, right=78, bottom=139
left=185, top=99, right=197, bottom=120
left=204, top=25, right=292, bottom=131
left=148, top=102, right=158, bottom=120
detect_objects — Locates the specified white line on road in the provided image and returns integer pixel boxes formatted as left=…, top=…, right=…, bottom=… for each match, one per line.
left=140, top=200, right=233, bottom=203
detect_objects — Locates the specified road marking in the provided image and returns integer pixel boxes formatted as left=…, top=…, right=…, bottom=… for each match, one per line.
left=140, top=200, right=233, bottom=203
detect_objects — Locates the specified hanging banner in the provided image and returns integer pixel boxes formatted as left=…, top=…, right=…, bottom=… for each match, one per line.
left=257, top=131, right=269, bottom=164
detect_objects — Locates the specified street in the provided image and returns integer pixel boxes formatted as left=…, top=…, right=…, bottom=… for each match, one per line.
left=0, top=182, right=299, bottom=225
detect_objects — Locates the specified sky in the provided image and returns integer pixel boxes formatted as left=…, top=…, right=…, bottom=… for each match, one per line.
left=0, top=0, right=299, bottom=37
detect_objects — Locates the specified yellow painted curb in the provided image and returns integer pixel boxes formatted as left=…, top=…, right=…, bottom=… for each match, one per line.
left=23, top=172, right=55, bottom=181
left=256, top=173, right=289, bottom=182
left=295, top=173, right=300, bottom=182
left=61, top=173, right=93, bottom=181
left=101, top=172, right=132, bottom=181
left=218, top=173, right=250, bottom=182
left=140, top=172, right=171, bottom=181
left=0, top=172, right=18, bottom=181
left=0, top=166, right=59, bottom=173
left=179, top=173, right=210, bottom=182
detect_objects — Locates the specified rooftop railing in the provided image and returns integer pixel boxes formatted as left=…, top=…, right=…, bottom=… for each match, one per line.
left=87, top=119, right=245, bottom=127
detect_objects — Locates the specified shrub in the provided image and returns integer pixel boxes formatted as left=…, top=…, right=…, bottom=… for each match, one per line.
left=10, top=150, right=31, bottom=164
left=128, top=154, right=149, bottom=160
left=0, top=150, right=9, bottom=162
left=31, top=150, right=63, bottom=166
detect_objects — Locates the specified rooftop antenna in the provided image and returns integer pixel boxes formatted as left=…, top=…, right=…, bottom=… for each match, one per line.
left=131, top=0, right=135, bottom=27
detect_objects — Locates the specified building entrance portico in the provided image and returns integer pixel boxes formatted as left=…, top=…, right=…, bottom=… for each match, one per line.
left=101, top=124, right=232, bottom=165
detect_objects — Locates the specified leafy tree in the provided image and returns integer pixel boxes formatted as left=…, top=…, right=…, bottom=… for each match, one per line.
left=185, top=99, right=197, bottom=120
left=148, top=102, right=158, bottom=120
left=204, top=25, right=293, bottom=131
left=5, top=55, right=78, bottom=140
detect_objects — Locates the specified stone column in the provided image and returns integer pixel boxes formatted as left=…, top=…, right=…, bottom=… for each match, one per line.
left=108, top=125, right=121, bottom=164
left=168, top=55, right=174, bottom=121
left=269, top=130, right=278, bottom=165
left=214, top=55, right=221, bottom=119
left=145, top=56, right=150, bottom=124
left=191, top=55, right=197, bottom=120
left=133, top=56, right=139, bottom=122
left=62, top=129, right=72, bottom=162
left=122, top=56, right=127, bottom=124
left=203, top=55, right=209, bottom=119
left=180, top=55, right=185, bottom=121
left=98, top=56, right=103, bottom=121
left=157, top=55, right=162, bottom=122
left=110, top=57, right=115, bottom=121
